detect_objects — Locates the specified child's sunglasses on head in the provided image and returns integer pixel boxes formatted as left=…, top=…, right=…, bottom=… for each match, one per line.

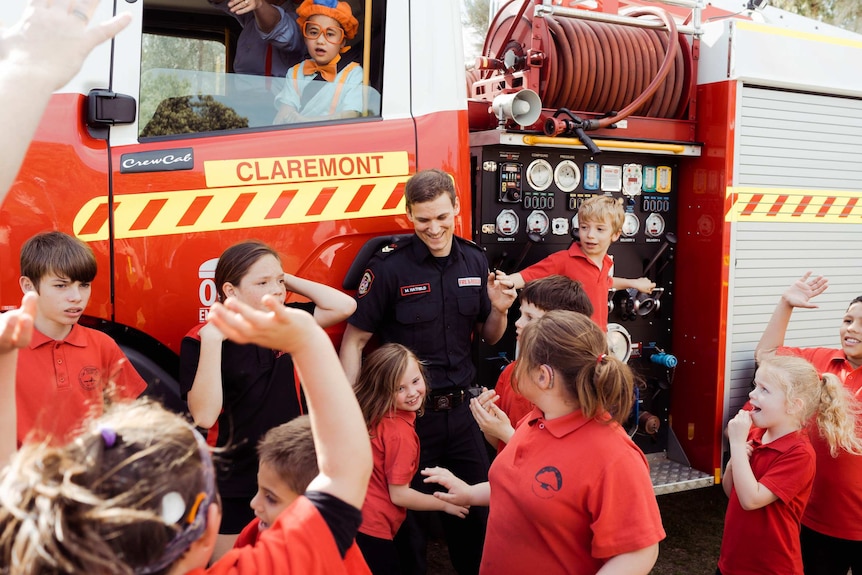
left=303, top=21, right=344, bottom=44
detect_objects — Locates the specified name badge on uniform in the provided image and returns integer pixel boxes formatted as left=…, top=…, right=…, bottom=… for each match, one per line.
left=458, top=277, right=482, bottom=287
left=400, top=283, right=430, bottom=296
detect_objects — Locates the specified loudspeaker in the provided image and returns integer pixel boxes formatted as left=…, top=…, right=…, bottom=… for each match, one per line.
left=491, top=89, right=542, bottom=127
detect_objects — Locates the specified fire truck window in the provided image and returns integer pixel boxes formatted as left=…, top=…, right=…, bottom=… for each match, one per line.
left=139, top=0, right=383, bottom=138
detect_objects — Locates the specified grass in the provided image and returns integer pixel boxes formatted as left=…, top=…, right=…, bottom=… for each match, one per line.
left=653, top=485, right=726, bottom=575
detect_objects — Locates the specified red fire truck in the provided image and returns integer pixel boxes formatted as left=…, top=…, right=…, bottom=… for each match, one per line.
left=2, top=0, right=861, bottom=492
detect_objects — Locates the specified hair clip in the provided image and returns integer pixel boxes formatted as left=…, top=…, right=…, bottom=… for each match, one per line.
left=160, top=492, right=187, bottom=525
left=99, top=425, right=119, bottom=448
left=596, top=353, right=608, bottom=366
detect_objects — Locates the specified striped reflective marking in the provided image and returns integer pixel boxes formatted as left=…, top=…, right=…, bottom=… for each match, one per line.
left=726, top=187, right=862, bottom=223
left=73, top=176, right=408, bottom=241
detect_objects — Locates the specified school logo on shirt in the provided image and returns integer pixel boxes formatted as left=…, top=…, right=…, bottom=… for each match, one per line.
left=400, top=283, right=430, bottom=296
left=458, top=277, right=482, bottom=287
left=79, top=366, right=101, bottom=391
left=358, top=270, right=374, bottom=297
left=532, top=466, right=563, bottom=499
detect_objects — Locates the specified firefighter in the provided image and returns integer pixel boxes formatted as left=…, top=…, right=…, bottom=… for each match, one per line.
left=340, top=168, right=516, bottom=574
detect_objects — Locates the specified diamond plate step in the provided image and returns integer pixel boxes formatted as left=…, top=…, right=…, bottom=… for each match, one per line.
left=648, top=452, right=715, bottom=495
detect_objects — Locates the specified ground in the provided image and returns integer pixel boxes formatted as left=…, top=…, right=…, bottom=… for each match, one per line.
left=426, top=484, right=727, bottom=574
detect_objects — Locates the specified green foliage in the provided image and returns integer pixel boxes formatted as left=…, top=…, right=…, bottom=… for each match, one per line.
left=463, top=0, right=492, bottom=58
left=771, top=0, right=862, bottom=32
left=140, top=95, right=249, bottom=137
left=139, top=33, right=227, bottom=136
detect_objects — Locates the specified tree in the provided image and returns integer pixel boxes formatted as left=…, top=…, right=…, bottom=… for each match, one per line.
left=463, top=0, right=491, bottom=59
left=770, top=0, right=861, bottom=33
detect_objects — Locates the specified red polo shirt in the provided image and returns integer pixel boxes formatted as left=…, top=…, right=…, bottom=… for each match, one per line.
left=16, top=324, right=146, bottom=445
left=359, top=410, right=419, bottom=540
left=718, top=427, right=815, bottom=575
left=193, top=496, right=370, bottom=575
left=518, top=243, right=613, bottom=330
left=778, top=346, right=862, bottom=540
left=481, top=407, right=665, bottom=574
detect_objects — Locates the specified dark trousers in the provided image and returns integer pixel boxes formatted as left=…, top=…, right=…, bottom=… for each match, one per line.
left=394, top=401, right=490, bottom=575
left=356, top=532, right=402, bottom=575
left=801, top=525, right=862, bottom=575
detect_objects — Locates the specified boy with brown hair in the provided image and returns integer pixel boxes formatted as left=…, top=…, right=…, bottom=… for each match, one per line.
left=471, top=275, right=594, bottom=451
left=504, top=195, right=654, bottom=331
left=16, top=231, right=146, bottom=445
left=233, top=415, right=371, bottom=572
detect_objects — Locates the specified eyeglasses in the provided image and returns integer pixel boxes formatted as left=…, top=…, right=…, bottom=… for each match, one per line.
left=302, top=21, right=345, bottom=44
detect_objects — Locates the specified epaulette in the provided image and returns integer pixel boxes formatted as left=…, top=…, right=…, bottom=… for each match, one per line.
left=377, top=235, right=411, bottom=257
left=454, top=235, right=483, bottom=252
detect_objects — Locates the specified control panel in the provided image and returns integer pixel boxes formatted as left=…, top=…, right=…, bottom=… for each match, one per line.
left=472, top=145, right=680, bottom=454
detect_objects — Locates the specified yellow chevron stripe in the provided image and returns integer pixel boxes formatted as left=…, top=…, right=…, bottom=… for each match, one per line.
left=726, top=186, right=862, bottom=223
left=73, top=176, right=408, bottom=241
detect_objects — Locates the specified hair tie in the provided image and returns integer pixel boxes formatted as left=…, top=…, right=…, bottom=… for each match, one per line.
left=99, top=425, right=119, bottom=448
left=596, top=353, right=607, bottom=366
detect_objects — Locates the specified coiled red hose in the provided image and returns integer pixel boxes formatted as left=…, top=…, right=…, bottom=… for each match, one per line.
left=482, top=2, right=692, bottom=121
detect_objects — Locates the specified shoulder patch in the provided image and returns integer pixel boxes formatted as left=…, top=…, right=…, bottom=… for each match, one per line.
left=357, top=270, right=374, bottom=297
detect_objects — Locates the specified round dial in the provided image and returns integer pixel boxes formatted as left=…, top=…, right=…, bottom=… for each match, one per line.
left=526, top=159, right=553, bottom=191
left=621, top=213, right=640, bottom=237
left=554, top=160, right=581, bottom=192
left=526, top=210, right=550, bottom=236
left=606, top=323, right=633, bottom=363
left=495, top=209, right=519, bottom=236
left=645, top=213, right=666, bottom=237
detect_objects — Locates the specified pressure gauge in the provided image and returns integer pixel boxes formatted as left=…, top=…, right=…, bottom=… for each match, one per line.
left=645, top=213, right=666, bottom=237
left=495, top=209, right=519, bottom=236
left=526, top=210, right=550, bottom=236
left=554, top=160, right=581, bottom=192
left=622, top=163, right=643, bottom=198
left=526, top=159, right=553, bottom=191
left=622, top=213, right=640, bottom=237
left=607, top=323, right=633, bottom=363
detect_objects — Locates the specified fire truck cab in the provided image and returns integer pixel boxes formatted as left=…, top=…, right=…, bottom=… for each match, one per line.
left=2, top=0, right=861, bottom=492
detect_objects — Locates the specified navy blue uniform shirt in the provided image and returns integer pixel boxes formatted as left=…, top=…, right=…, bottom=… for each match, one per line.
left=349, top=235, right=492, bottom=391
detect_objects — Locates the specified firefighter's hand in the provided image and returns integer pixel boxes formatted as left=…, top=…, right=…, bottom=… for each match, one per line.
left=0, top=292, right=37, bottom=355
left=2, top=0, right=132, bottom=90
left=488, top=270, right=516, bottom=313
left=726, top=409, right=753, bottom=451
left=782, top=271, right=828, bottom=309
left=469, top=395, right=514, bottom=445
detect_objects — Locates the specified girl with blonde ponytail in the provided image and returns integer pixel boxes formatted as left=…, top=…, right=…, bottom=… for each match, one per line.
left=718, top=355, right=862, bottom=575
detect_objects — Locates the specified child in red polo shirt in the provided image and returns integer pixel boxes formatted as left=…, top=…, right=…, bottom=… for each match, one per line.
left=755, top=273, right=862, bottom=575
left=502, top=195, right=654, bottom=331
left=16, top=231, right=146, bottom=446
left=470, top=275, right=593, bottom=452
left=352, top=343, right=469, bottom=574
left=0, top=296, right=374, bottom=575
left=717, top=354, right=862, bottom=575
left=423, top=311, right=665, bottom=575
left=233, top=416, right=370, bottom=573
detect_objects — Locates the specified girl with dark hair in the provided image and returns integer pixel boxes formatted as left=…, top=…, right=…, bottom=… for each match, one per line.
left=179, top=240, right=355, bottom=557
